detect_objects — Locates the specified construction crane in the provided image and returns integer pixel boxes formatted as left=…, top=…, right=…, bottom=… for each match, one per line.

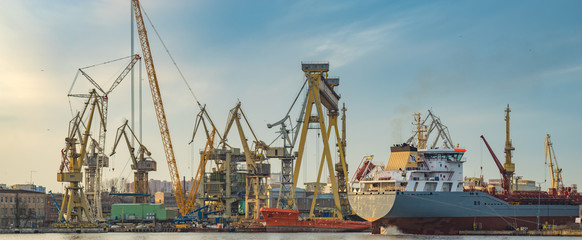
left=544, top=134, right=563, bottom=190
left=110, top=120, right=157, bottom=203
left=130, top=0, right=185, bottom=214
left=68, top=54, right=141, bottom=219
left=132, top=0, right=219, bottom=216
left=185, top=127, right=216, bottom=214
left=480, top=135, right=510, bottom=194
left=220, top=102, right=269, bottom=220
left=56, top=90, right=105, bottom=226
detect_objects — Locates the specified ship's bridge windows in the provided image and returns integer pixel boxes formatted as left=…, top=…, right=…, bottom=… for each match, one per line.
left=425, top=153, right=464, bottom=161
left=444, top=153, right=464, bottom=162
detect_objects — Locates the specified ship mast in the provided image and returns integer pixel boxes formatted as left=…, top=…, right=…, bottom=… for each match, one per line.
left=504, top=104, right=515, bottom=193
left=414, top=113, right=427, bottom=149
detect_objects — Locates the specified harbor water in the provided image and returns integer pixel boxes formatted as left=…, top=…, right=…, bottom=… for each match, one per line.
left=0, top=232, right=580, bottom=240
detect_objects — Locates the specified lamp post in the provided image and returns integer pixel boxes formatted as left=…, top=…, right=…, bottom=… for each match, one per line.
left=537, top=181, right=545, bottom=231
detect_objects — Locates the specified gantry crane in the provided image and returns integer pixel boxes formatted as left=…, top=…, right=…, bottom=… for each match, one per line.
left=68, top=54, right=141, bottom=219
left=290, top=62, right=348, bottom=219
left=56, top=90, right=105, bottom=226
left=544, top=134, right=563, bottom=190
left=220, top=102, right=269, bottom=220
left=110, top=120, right=157, bottom=203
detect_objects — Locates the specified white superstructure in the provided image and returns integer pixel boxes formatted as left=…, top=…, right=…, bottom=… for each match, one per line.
left=353, top=148, right=467, bottom=194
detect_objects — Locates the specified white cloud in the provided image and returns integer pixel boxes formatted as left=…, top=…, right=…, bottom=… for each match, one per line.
left=303, top=22, right=401, bottom=68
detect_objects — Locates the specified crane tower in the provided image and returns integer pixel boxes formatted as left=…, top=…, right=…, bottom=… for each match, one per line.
left=504, top=105, right=515, bottom=192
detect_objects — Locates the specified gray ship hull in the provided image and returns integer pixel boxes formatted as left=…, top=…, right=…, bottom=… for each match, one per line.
left=348, top=191, right=580, bottom=234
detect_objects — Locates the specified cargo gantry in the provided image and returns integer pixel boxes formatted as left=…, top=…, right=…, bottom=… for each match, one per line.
left=288, top=62, right=349, bottom=219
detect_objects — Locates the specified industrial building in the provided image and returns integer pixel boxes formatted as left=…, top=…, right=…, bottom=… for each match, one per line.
left=0, top=189, right=46, bottom=228
left=110, top=203, right=172, bottom=221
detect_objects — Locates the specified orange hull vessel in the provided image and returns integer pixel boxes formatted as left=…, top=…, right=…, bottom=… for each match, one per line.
left=260, top=208, right=370, bottom=232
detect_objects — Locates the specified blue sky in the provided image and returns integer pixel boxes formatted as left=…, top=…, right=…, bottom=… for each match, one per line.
left=0, top=0, right=580, bottom=193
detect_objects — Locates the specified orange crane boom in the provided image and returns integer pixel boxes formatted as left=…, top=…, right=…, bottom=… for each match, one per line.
left=131, top=0, right=186, bottom=214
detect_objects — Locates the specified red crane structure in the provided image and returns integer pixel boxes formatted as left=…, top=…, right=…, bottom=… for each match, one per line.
left=480, top=135, right=510, bottom=194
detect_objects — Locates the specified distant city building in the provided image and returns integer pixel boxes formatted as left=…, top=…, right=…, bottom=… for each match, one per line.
left=11, top=184, right=46, bottom=193
left=147, top=179, right=174, bottom=193
left=0, top=189, right=46, bottom=228
left=45, top=192, right=63, bottom=226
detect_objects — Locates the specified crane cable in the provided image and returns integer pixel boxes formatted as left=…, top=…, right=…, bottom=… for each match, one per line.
left=141, top=5, right=201, bottom=107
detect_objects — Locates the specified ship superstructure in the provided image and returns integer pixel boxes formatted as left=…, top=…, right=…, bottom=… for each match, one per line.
left=354, top=146, right=466, bottom=195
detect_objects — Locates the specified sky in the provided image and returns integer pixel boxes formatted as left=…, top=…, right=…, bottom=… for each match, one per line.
left=0, top=0, right=580, bottom=193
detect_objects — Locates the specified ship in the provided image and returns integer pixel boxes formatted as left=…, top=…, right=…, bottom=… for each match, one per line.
left=349, top=144, right=582, bottom=235
left=348, top=111, right=582, bottom=235
left=260, top=208, right=371, bottom=232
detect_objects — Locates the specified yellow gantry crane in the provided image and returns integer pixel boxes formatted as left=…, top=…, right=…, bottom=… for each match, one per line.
left=56, top=90, right=105, bottom=226
left=544, top=134, right=563, bottom=190
left=291, top=63, right=348, bottom=220
left=110, top=120, right=157, bottom=203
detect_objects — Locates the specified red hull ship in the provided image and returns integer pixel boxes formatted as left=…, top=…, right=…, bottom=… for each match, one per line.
left=260, top=208, right=370, bottom=232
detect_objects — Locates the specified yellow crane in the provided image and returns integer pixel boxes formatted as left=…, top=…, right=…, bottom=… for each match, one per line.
left=110, top=120, right=157, bottom=203
left=186, top=127, right=216, bottom=214
left=56, top=90, right=105, bottom=226
left=504, top=105, right=515, bottom=192
left=131, top=0, right=189, bottom=215
left=544, top=134, right=563, bottom=190
left=291, top=63, right=347, bottom=220
left=131, top=0, right=224, bottom=216
left=220, top=102, right=269, bottom=220
left=68, top=54, right=141, bottom=220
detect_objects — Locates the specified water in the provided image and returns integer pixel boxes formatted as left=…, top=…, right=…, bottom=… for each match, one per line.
left=0, top=232, right=579, bottom=240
